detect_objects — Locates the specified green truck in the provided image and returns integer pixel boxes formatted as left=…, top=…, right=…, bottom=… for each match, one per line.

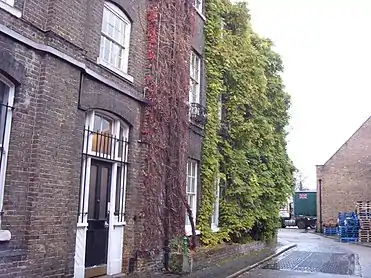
left=280, top=191, right=317, bottom=229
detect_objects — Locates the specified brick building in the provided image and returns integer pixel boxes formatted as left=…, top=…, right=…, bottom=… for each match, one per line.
left=0, top=0, right=147, bottom=277
left=316, top=116, right=371, bottom=229
left=187, top=2, right=207, bottom=236
left=0, top=0, right=207, bottom=277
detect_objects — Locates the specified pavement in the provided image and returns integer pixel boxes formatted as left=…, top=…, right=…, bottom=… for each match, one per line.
left=237, top=228, right=371, bottom=278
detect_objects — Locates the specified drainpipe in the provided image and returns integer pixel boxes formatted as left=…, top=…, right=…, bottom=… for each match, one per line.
left=318, top=178, right=323, bottom=233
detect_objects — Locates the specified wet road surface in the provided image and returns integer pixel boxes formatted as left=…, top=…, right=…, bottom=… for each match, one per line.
left=238, top=228, right=371, bottom=278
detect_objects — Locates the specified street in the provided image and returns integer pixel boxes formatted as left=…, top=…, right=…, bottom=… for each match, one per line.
left=238, top=228, right=371, bottom=278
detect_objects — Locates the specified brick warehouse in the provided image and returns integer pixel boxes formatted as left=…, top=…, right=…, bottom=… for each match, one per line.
left=316, top=116, right=371, bottom=230
left=0, top=0, right=207, bottom=277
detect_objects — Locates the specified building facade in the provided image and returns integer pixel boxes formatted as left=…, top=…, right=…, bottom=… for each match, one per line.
left=187, top=1, right=207, bottom=237
left=0, top=0, right=146, bottom=277
left=0, top=0, right=208, bottom=277
left=316, top=116, right=371, bottom=229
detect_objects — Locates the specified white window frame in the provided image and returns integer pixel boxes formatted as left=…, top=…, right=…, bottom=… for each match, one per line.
left=211, top=177, right=220, bottom=232
left=97, top=1, right=134, bottom=82
left=220, top=18, right=225, bottom=39
left=194, top=0, right=205, bottom=20
left=1, top=0, right=14, bottom=6
left=217, top=94, right=222, bottom=122
left=185, top=160, right=200, bottom=236
left=0, top=0, right=22, bottom=18
left=0, top=75, right=15, bottom=241
left=189, top=51, right=201, bottom=104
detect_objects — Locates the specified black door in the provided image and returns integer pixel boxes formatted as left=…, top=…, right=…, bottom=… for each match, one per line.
left=85, top=160, right=111, bottom=272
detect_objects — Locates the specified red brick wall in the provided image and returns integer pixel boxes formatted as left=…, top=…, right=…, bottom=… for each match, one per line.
left=317, top=117, right=371, bottom=226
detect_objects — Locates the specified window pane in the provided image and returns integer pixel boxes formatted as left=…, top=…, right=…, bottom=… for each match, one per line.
left=107, top=13, right=115, bottom=38
left=109, top=42, right=116, bottom=65
left=93, top=115, right=102, bottom=132
left=102, top=8, right=109, bottom=33
left=113, top=44, right=121, bottom=68
left=98, top=166, right=110, bottom=220
left=118, top=49, right=124, bottom=70
left=114, top=16, right=121, bottom=41
left=91, top=115, right=113, bottom=154
left=195, top=57, right=200, bottom=82
left=103, top=38, right=110, bottom=62
left=189, top=195, right=194, bottom=211
left=120, top=22, right=126, bottom=45
left=100, top=36, right=105, bottom=60
left=101, top=117, right=111, bottom=133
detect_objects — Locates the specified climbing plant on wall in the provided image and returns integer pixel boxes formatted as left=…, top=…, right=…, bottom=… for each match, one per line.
left=140, top=0, right=196, bottom=256
left=198, top=0, right=295, bottom=245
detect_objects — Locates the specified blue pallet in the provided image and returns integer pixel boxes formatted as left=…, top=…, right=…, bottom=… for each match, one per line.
left=338, top=212, right=358, bottom=223
left=323, top=227, right=338, bottom=236
left=339, top=227, right=359, bottom=233
left=339, top=237, right=358, bottom=243
left=338, top=226, right=359, bottom=230
left=338, top=212, right=357, bottom=218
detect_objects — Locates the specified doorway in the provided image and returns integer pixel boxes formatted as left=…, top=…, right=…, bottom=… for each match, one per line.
left=85, top=160, right=111, bottom=278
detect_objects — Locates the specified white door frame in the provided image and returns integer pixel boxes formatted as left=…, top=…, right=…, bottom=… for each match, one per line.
left=74, top=111, right=129, bottom=278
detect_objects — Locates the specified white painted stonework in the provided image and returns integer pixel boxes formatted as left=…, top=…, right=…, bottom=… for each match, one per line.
left=0, top=229, right=11, bottom=241
left=74, top=224, right=88, bottom=278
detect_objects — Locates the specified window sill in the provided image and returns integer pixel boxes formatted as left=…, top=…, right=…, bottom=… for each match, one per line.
left=0, top=229, right=11, bottom=241
left=0, top=2, right=21, bottom=18
left=97, top=58, right=134, bottom=83
left=185, top=226, right=201, bottom=236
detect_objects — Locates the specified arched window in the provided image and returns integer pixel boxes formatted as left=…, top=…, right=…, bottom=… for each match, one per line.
left=0, top=75, right=14, bottom=224
left=99, top=1, right=131, bottom=75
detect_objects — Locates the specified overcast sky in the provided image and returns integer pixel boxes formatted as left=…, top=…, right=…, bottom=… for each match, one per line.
left=237, top=0, right=371, bottom=190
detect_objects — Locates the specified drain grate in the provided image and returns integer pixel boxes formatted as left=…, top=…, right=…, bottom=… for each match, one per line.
left=263, top=251, right=361, bottom=276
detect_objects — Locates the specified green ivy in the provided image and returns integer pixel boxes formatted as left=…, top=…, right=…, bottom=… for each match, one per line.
left=198, top=0, right=295, bottom=245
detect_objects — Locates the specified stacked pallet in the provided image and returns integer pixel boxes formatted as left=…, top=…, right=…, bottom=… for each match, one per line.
left=323, top=226, right=338, bottom=236
left=356, top=201, right=371, bottom=243
left=337, top=212, right=359, bottom=242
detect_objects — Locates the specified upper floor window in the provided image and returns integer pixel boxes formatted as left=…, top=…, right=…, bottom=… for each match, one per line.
left=0, top=75, right=14, bottom=228
left=99, top=2, right=131, bottom=75
left=194, top=0, right=202, bottom=13
left=189, top=52, right=201, bottom=104
left=0, top=0, right=21, bottom=18
left=1, top=0, right=14, bottom=6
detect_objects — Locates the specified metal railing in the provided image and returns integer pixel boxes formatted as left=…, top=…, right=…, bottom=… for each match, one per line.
left=189, top=103, right=207, bottom=125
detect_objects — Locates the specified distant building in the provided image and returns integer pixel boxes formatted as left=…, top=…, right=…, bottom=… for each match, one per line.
left=316, top=116, right=371, bottom=227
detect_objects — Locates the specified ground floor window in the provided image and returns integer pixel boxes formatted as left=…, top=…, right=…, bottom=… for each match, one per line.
left=186, top=159, right=198, bottom=235
left=211, top=177, right=220, bottom=232
left=0, top=75, right=14, bottom=227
